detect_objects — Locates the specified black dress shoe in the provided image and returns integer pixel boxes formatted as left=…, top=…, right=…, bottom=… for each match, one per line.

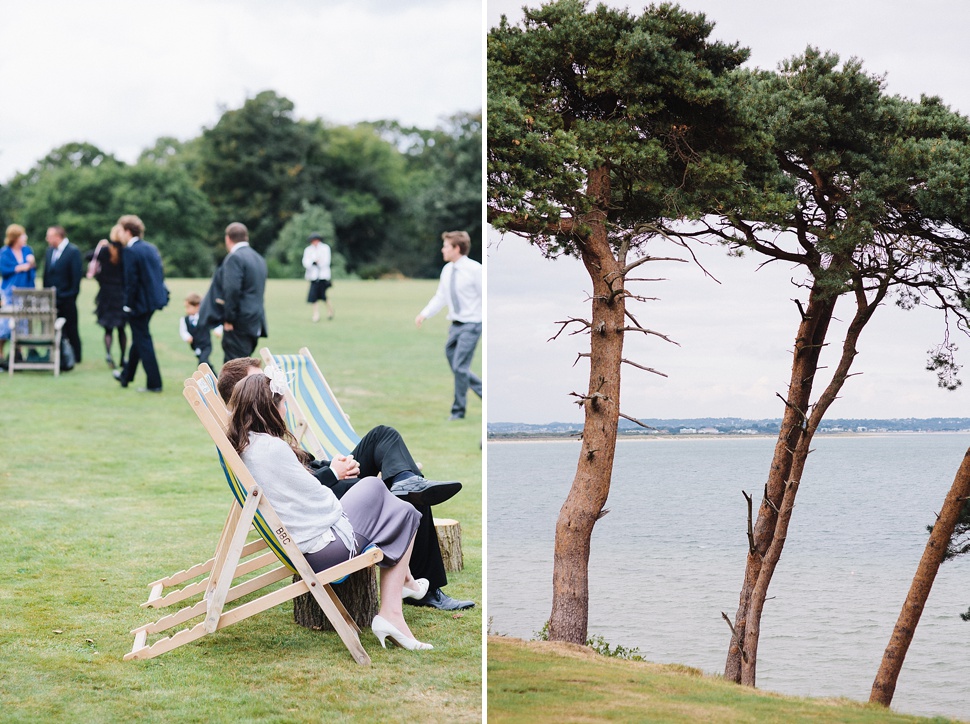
left=113, top=369, right=128, bottom=388
left=388, top=476, right=461, bottom=506
left=403, top=587, right=475, bottom=611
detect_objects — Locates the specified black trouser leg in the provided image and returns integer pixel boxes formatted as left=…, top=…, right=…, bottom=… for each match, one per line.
left=57, top=296, right=81, bottom=363
left=350, top=425, right=420, bottom=480
left=408, top=503, right=447, bottom=590
left=222, top=329, right=257, bottom=363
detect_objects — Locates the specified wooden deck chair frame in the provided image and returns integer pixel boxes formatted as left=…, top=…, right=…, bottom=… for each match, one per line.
left=260, top=346, right=361, bottom=460
left=125, top=375, right=383, bottom=664
left=7, top=288, right=65, bottom=376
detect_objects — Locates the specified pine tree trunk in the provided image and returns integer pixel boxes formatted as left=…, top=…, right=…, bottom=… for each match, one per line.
left=724, top=286, right=837, bottom=682
left=548, top=166, right=626, bottom=645
left=870, top=447, right=970, bottom=707
left=292, top=568, right=379, bottom=631
left=727, top=277, right=881, bottom=686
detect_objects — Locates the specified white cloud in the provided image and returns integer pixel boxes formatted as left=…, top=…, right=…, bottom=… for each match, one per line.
left=0, top=0, right=482, bottom=180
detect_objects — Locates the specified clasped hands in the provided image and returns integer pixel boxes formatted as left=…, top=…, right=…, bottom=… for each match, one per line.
left=330, top=454, right=360, bottom=480
left=18, top=254, right=36, bottom=273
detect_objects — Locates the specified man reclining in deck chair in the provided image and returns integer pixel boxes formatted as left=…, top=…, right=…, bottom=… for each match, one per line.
left=217, top=357, right=475, bottom=611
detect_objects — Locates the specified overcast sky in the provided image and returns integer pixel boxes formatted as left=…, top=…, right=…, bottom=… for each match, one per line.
left=486, top=0, right=970, bottom=423
left=0, top=0, right=482, bottom=182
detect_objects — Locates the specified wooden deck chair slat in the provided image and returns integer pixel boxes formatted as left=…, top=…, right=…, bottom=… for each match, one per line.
left=144, top=551, right=280, bottom=610
left=203, top=479, right=262, bottom=631
left=147, top=536, right=266, bottom=590
left=133, top=564, right=294, bottom=637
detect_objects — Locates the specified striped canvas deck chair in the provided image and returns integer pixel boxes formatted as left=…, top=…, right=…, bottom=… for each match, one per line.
left=260, top=346, right=361, bottom=460
left=125, top=375, right=383, bottom=664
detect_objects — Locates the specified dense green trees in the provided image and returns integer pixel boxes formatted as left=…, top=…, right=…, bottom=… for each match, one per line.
left=3, top=142, right=215, bottom=277
left=0, top=92, right=481, bottom=279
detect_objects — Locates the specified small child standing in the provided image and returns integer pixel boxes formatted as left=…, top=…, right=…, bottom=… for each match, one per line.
left=179, top=292, right=220, bottom=368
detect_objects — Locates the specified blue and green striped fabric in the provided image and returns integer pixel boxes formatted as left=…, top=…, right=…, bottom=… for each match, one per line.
left=271, top=353, right=361, bottom=458
left=218, top=451, right=297, bottom=573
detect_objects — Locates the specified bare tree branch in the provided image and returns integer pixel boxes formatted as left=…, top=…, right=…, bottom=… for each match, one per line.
left=621, top=358, right=668, bottom=377
left=618, top=412, right=652, bottom=428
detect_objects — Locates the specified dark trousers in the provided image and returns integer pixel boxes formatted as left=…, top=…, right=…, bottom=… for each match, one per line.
left=223, top=328, right=258, bottom=363
left=56, top=295, right=81, bottom=363
left=123, top=312, right=161, bottom=390
left=194, top=339, right=213, bottom=368
left=314, top=425, right=448, bottom=591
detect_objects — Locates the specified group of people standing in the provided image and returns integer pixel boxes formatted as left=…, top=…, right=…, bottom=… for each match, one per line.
left=1, top=220, right=481, bottom=422
left=1, top=223, right=88, bottom=368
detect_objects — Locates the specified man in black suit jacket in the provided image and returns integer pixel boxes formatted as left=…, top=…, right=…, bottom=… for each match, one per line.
left=219, top=222, right=267, bottom=363
left=114, top=214, right=168, bottom=392
left=43, top=225, right=83, bottom=364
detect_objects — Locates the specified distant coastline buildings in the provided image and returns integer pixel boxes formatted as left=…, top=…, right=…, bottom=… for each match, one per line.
left=488, top=418, right=970, bottom=439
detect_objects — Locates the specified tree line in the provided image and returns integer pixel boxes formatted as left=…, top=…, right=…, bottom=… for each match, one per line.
left=0, top=90, right=481, bottom=279
left=488, top=0, right=970, bottom=710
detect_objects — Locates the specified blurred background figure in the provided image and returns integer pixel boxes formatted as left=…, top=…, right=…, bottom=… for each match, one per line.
left=43, top=225, right=83, bottom=365
left=88, top=223, right=128, bottom=369
left=0, top=224, right=37, bottom=366
left=302, top=232, right=333, bottom=322
left=179, top=291, right=220, bottom=368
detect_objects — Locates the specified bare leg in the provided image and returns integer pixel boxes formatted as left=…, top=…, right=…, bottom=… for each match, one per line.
left=326, top=299, right=334, bottom=320
left=311, top=301, right=320, bottom=322
left=377, top=535, right=417, bottom=639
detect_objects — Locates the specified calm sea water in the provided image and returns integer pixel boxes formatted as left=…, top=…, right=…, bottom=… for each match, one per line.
left=487, top=434, right=970, bottom=720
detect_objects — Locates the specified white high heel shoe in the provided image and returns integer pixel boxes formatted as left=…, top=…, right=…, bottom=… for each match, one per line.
left=371, top=615, right=433, bottom=651
left=402, top=577, right=430, bottom=601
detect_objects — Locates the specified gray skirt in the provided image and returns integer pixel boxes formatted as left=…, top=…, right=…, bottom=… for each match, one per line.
left=304, top=476, right=420, bottom=573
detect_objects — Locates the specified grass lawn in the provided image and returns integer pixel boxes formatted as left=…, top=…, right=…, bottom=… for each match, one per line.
left=487, top=637, right=962, bottom=723
left=0, top=277, right=482, bottom=723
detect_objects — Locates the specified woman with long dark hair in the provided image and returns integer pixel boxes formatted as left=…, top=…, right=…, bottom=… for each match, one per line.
left=227, top=370, right=431, bottom=650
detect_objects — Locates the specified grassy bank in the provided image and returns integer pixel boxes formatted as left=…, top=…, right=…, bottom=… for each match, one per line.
left=487, top=637, right=962, bottom=723
left=0, top=278, right=481, bottom=723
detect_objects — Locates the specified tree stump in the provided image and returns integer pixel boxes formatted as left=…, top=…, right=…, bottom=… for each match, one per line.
left=434, top=518, right=463, bottom=573
left=292, top=567, right=379, bottom=632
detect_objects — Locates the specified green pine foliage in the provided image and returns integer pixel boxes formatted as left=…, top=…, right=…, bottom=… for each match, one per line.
left=0, top=93, right=481, bottom=280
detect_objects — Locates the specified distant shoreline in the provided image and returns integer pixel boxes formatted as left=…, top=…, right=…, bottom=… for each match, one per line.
left=488, top=430, right=970, bottom=443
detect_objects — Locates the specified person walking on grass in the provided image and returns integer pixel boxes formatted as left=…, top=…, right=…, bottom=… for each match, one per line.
left=415, top=230, right=482, bottom=421
left=302, top=232, right=333, bottom=322
left=113, top=215, right=168, bottom=393
left=219, top=222, right=267, bottom=362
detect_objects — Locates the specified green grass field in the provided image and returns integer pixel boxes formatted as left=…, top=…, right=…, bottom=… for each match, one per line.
left=0, top=277, right=482, bottom=723
left=487, top=637, right=962, bottom=723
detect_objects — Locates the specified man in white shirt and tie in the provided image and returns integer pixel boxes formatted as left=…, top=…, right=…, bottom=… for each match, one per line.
left=415, top=230, right=483, bottom=420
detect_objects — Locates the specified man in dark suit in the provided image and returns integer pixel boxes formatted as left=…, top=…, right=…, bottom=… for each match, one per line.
left=114, top=214, right=168, bottom=392
left=219, top=222, right=267, bottom=362
left=43, top=225, right=83, bottom=364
